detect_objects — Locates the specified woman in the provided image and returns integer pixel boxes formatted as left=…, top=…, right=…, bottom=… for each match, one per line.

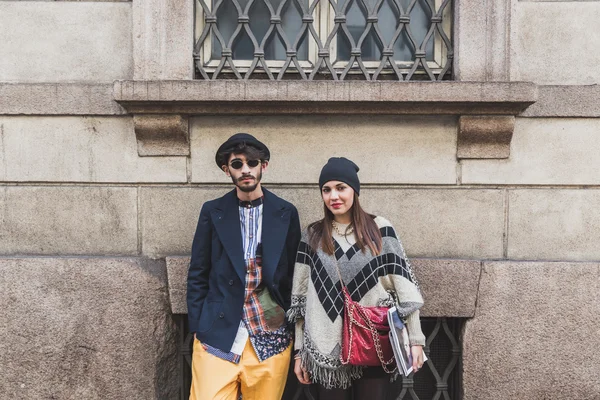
left=287, top=157, right=425, bottom=399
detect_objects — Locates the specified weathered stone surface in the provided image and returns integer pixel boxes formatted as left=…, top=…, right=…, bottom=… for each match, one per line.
left=140, top=186, right=321, bottom=258
left=133, top=0, right=194, bottom=80
left=457, top=115, right=515, bottom=159
left=141, top=186, right=505, bottom=259
left=134, top=114, right=190, bottom=156
left=14, top=0, right=131, bottom=2
left=167, top=256, right=482, bottom=316
left=521, top=0, right=599, bottom=2
left=0, top=127, right=5, bottom=180
left=0, top=84, right=126, bottom=115
left=508, top=189, right=600, bottom=260
left=7, top=83, right=600, bottom=119
left=140, top=187, right=230, bottom=258
left=166, top=256, right=189, bottom=291
left=362, top=189, right=505, bottom=259
left=512, top=2, right=600, bottom=85
left=12, top=82, right=599, bottom=119
left=462, top=118, right=600, bottom=185
left=411, top=259, right=481, bottom=318
left=0, top=117, right=186, bottom=182
left=454, top=1, right=486, bottom=81
left=0, top=186, right=138, bottom=255
left=169, top=288, right=188, bottom=314
left=0, top=2, right=132, bottom=82
left=114, top=80, right=537, bottom=115
left=0, top=257, right=178, bottom=400
left=521, top=85, right=600, bottom=117
left=190, top=115, right=458, bottom=184
left=463, top=261, right=600, bottom=400
left=166, top=257, right=190, bottom=314
left=115, top=80, right=536, bottom=104
left=455, top=0, right=512, bottom=81
left=267, top=187, right=330, bottom=229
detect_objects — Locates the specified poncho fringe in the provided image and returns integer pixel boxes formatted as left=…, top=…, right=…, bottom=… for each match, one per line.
left=300, top=330, right=363, bottom=389
left=286, top=296, right=306, bottom=321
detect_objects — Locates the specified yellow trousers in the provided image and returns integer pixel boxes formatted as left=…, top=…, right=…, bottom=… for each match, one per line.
left=189, top=338, right=291, bottom=400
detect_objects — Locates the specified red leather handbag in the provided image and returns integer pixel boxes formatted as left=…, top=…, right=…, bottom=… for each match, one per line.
left=336, top=267, right=396, bottom=373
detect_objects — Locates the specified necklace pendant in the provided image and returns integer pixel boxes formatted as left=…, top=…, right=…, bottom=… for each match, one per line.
left=332, top=221, right=354, bottom=236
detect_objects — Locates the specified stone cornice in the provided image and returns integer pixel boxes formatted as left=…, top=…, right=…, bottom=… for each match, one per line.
left=113, top=80, right=537, bottom=115
left=521, top=84, right=600, bottom=117
left=6, top=83, right=600, bottom=118
left=0, top=81, right=545, bottom=159
left=1, top=83, right=126, bottom=115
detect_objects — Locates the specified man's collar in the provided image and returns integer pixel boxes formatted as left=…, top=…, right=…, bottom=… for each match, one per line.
left=238, top=196, right=264, bottom=209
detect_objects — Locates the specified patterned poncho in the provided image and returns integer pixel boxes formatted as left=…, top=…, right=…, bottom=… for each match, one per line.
left=287, top=216, right=425, bottom=389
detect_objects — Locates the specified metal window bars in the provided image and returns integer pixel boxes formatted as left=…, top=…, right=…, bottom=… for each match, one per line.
left=193, top=0, right=453, bottom=80
left=176, top=317, right=462, bottom=400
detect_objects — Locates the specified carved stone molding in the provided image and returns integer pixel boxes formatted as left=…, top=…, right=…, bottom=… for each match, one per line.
left=458, top=115, right=515, bottom=159
left=133, top=114, right=189, bottom=156
left=113, top=80, right=537, bottom=115
left=113, top=80, right=537, bottom=158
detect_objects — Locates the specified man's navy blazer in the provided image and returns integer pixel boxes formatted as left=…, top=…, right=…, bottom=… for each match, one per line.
left=186, top=188, right=301, bottom=351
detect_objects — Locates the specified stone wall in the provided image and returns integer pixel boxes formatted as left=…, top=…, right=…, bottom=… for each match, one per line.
left=0, top=258, right=178, bottom=400
left=0, top=2, right=133, bottom=82
left=1, top=0, right=600, bottom=399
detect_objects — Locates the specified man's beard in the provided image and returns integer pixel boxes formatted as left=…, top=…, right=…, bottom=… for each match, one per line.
left=232, top=169, right=262, bottom=193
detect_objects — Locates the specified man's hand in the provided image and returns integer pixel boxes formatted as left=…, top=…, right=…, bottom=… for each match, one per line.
left=294, top=358, right=310, bottom=384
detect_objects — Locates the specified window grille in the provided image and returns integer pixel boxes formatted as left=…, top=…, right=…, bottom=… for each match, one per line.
left=193, top=0, right=453, bottom=80
left=175, top=317, right=463, bottom=399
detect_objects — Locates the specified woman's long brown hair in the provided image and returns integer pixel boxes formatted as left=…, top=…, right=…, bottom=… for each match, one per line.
left=308, top=193, right=383, bottom=256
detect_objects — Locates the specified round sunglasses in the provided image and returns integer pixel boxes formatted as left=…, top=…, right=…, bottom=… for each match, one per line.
left=229, top=159, right=261, bottom=170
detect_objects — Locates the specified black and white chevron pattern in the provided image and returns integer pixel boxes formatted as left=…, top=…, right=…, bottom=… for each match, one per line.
left=296, top=227, right=414, bottom=322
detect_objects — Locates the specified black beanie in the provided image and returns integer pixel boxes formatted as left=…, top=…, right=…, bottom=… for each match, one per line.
left=318, top=157, right=361, bottom=195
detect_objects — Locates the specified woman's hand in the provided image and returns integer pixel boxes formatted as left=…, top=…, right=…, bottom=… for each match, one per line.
left=294, top=357, right=311, bottom=384
left=411, top=345, right=425, bottom=372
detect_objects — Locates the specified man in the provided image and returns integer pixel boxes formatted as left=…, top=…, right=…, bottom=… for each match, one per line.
left=187, top=133, right=301, bottom=400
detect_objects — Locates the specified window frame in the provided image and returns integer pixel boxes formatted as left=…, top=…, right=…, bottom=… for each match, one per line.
left=194, top=0, right=452, bottom=77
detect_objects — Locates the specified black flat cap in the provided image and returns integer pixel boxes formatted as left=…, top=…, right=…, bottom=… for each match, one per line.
left=215, top=133, right=270, bottom=168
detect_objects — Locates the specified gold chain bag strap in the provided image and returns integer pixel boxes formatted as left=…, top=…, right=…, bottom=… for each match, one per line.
left=334, top=261, right=396, bottom=373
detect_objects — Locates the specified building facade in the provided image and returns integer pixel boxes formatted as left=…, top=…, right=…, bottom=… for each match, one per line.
left=1, top=0, right=599, bottom=399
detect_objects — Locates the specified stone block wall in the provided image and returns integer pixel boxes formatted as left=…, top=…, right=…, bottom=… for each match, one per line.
left=1, top=0, right=600, bottom=399
left=0, top=258, right=178, bottom=399
left=0, top=2, right=133, bottom=82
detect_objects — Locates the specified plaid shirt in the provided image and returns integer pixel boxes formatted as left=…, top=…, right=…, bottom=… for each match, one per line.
left=243, top=255, right=268, bottom=335
left=203, top=198, right=291, bottom=363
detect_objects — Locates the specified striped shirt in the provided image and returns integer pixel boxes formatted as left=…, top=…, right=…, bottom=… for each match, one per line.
left=240, top=199, right=263, bottom=260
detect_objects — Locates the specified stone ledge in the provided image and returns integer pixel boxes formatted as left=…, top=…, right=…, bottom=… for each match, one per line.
left=521, top=84, right=600, bottom=117
left=0, top=83, right=126, bottom=115
left=9, top=82, right=600, bottom=118
left=113, top=80, right=537, bottom=115
left=166, top=256, right=482, bottom=317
